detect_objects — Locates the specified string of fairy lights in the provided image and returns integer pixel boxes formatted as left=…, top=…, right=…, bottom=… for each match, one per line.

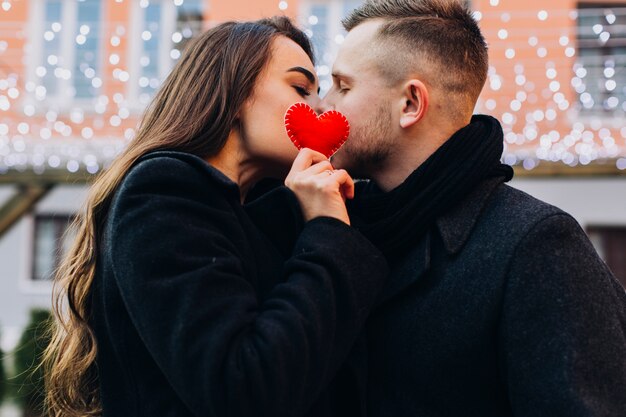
left=0, top=0, right=625, bottom=175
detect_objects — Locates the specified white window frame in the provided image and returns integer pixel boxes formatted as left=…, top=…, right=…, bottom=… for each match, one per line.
left=127, top=0, right=177, bottom=112
left=19, top=214, right=51, bottom=295
left=575, top=4, right=626, bottom=120
left=300, top=0, right=363, bottom=94
left=19, top=211, right=78, bottom=295
left=25, top=0, right=105, bottom=114
left=301, top=0, right=346, bottom=59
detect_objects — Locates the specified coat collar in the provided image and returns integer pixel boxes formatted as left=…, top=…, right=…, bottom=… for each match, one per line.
left=376, top=177, right=504, bottom=305
left=137, top=149, right=241, bottom=200
left=376, top=232, right=431, bottom=305
left=244, top=186, right=304, bottom=259
left=435, top=176, right=504, bottom=255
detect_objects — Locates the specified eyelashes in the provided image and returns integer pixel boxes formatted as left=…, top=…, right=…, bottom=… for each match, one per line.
left=294, top=86, right=311, bottom=97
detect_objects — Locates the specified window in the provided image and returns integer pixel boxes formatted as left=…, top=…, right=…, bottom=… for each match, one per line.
left=173, top=0, right=204, bottom=56
left=42, top=0, right=62, bottom=97
left=33, top=0, right=103, bottom=103
left=139, top=1, right=163, bottom=98
left=587, top=226, right=626, bottom=289
left=301, top=0, right=363, bottom=94
left=74, top=0, right=103, bottom=99
left=300, top=1, right=481, bottom=95
left=309, top=4, right=330, bottom=66
left=129, top=0, right=204, bottom=105
left=32, top=214, right=77, bottom=281
left=575, top=4, right=626, bottom=116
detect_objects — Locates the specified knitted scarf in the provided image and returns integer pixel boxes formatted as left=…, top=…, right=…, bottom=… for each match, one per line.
left=347, top=114, right=514, bottom=258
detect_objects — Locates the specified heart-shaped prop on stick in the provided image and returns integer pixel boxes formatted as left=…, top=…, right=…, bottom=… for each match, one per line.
left=284, top=102, right=350, bottom=158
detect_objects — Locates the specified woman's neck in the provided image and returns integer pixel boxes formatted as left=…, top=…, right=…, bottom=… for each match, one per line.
left=205, top=132, right=261, bottom=203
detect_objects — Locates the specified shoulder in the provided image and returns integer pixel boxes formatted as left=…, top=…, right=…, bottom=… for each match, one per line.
left=110, top=150, right=240, bottom=209
left=477, top=186, right=625, bottom=311
left=461, top=182, right=586, bottom=263
left=482, top=183, right=573, bottom=237
left=500, top=188, right=626, bottom=320
left=487, top=185, right=608, bottom=278
left=122, top=150, right=238, bottom=195
left=104, top=151, right=247, bottom=255
left=492, top=183, right=566, bottom=222
left=129, top=150, right=206, bottom=181
left=107, top=150, right=241, bottom=230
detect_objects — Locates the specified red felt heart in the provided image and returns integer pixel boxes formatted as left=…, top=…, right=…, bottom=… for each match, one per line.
left=284, top=102, right=350, bottom=158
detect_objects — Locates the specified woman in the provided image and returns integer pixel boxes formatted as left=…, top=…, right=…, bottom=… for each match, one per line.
left=43, top=16, right=387, bottom=417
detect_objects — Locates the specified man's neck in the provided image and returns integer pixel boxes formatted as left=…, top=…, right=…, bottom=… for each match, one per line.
left=370, top=122, right=464, bottom=192
left=368, top=152, right=431, bottom=192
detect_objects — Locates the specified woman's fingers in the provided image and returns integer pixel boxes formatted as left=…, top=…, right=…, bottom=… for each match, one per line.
left=290, top=148, right=329, bottom=172
left=286, top=149, right=334, bottom=188
left=323, top=169, right=354, bottom=201
left=286, top=164, right=354, bottom=225
left=307, top=169, right=355, bottom=199
left=333, top=169, right=355, bottom=200
left=300, top=160, right=334, bottom=177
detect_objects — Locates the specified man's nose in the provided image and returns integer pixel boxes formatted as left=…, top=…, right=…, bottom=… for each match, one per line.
left=315, top=98, right=333, bottom=114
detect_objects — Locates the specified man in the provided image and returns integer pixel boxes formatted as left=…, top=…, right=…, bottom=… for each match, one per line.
left=316, top=0, right=626, bottom=415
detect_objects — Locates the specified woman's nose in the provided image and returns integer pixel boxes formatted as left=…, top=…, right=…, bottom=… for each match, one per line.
left=307, top=94, right=321, bottom=112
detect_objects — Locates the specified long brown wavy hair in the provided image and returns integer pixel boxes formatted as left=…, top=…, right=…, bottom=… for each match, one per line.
left=42, top=16, right=314, bottom=417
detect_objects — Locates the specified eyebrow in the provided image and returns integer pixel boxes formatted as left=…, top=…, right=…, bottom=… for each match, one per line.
left=332, top=70, right=354, bottom=83
left=287, top=66, right=316, bottom=85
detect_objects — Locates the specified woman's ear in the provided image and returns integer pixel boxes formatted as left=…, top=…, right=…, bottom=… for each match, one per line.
left=399, top=79, right=428, bottom=129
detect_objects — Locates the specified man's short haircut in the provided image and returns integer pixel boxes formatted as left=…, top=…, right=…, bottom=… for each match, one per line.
left=343, top=0, right=488, bottom=114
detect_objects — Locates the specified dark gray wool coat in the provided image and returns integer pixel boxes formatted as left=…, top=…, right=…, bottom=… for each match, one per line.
left=359, top=177, right=626, bottom=417
left=90, top=150, right=389, bottom=417
left=252, top=176, right=626, bottom=417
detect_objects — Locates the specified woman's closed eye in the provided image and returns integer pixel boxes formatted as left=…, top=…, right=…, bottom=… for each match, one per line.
left=294, top=85, right=311, bottom=97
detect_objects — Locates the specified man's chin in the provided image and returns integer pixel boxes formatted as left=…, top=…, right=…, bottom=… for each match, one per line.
left=329, top=148, right=350, bottom=170
left=330, top=148, right=370, bottom=179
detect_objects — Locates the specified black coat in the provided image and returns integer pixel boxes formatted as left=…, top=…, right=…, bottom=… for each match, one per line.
left=252, top=176, right=626, bottom=417
left=90, top=150, right=388, bottom=417
left=362, top=178, right=626, bottom=417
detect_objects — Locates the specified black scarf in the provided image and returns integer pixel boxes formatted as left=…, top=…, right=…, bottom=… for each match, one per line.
left=347, top=114, right=514, bottom=258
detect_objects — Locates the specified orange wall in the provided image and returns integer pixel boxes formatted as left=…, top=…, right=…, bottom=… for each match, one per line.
left=209, top=0, right=300, bottom=23
left=475, top=0, right=622, bottom=160
left=0, top=0, right=28, bottom=123
left=0, top=0, right=622, bottom=164
left=0, top=0, right=301, bottom=142
left=477, top=0, right=576, bottom=132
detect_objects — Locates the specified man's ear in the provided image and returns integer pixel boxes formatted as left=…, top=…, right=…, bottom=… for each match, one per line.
left=399, top=79, right=428, bottom=129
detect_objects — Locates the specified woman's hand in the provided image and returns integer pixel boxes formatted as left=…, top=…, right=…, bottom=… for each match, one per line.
left=285, top=148, right=355, bottom=225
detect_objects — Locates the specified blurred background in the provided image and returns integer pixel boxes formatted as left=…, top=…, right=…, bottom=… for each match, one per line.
left=0, top=0, right=625, bottom=415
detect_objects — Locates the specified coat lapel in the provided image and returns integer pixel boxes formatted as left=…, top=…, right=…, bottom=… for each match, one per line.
left=436, top=177, right=504, bottom=255
left=244, top=186, right=304, bottom=259
left=376, top=231, right=431, bottom=305
left=374, top=177, right=505, bottom=306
